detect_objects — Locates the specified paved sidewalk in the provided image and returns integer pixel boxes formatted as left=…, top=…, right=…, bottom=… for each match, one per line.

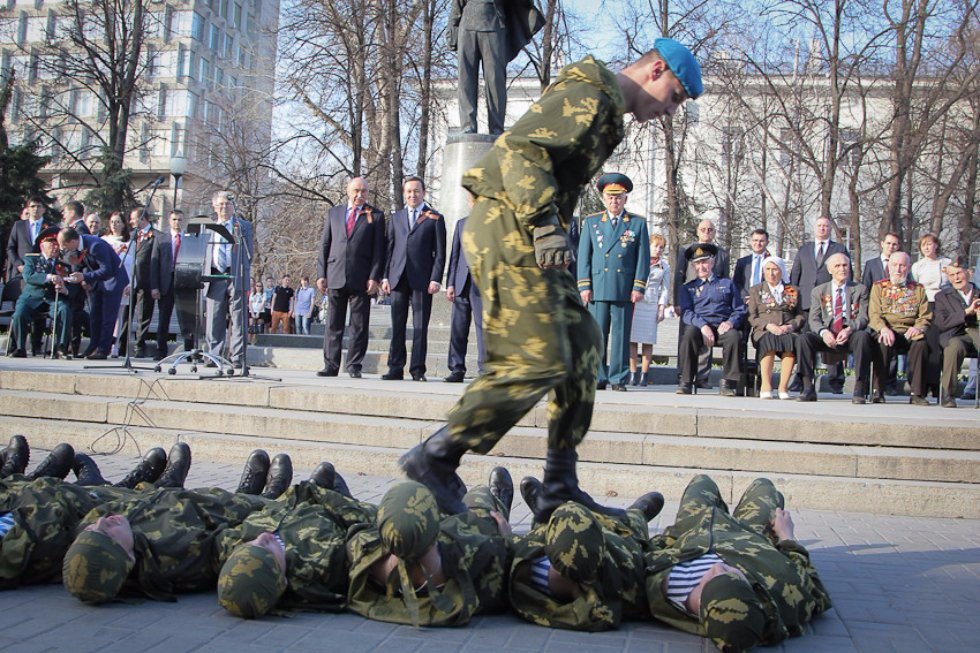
left=1, top=446, right=976, bottom=653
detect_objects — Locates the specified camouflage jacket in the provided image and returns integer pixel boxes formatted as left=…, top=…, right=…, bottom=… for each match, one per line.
left=79, top=486, right=268, bottom=601
left=463, top=56, right=626, bottom=239
left=644, top=505, right=832, bottom=645
left=509, top=509, right=650, bottom=631
left=347, top=496, right=510, bottom=627
left=215, top=482, right=377, bottom=613
left=0, top=477, right=130, bottom=589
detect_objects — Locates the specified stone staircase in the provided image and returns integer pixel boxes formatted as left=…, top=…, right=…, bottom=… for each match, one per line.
left=0, top=363, right=977, bottom=518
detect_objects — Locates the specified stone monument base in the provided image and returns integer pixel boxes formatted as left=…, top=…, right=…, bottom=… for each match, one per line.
left=438, top=132, right=498, bottom=240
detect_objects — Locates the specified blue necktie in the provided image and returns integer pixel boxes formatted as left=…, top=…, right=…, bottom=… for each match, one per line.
left=752, top=256, right=761, bottom=286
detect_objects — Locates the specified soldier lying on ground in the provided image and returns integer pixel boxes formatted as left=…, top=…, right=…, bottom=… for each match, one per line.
left=644, top=475, right=832, bottom=652
left=509, top=477, right=664, bottom=631
left=346, top=468, right=514, bottom=627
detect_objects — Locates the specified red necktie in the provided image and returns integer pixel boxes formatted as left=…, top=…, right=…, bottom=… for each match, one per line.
left=346, top=207, right=357, bottom=237
left=831, top=287, right=844, bottom=334
left=173, top=233, right=181, bottom=269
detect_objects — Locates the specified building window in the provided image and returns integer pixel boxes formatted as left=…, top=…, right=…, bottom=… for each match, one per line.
left=171, top=123, right=186, bottom=157
left=209, top=23, right=219, bottom=50
left=191, top=12, right=204, bottom=41
left=198, top=56, right=209, bottom=85
left=233, top=2, right=242, bottom=29
left=157, top=85, right=167, bottom=119
left=176, top=43, right=187, bottom=77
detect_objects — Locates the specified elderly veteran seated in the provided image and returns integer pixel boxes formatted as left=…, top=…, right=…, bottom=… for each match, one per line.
left=796, top=253, right=874, bottom=404
left=934, top=256, right=980, bottom=408
left=746, top=256, right=805, bottom=399
left=645, top=475, right=832, bottom=652
left=345, top=471, right=512, bottom=627
left=8, top=226, right=73, bottom=359
left=869, top=251, right=932, bottom=405
left=676, top=243, right=747, bottom=396
left=508, top=477, right=663, bottom=631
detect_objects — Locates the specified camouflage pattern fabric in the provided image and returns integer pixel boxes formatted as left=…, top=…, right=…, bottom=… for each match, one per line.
left=509, top=502, right=650, bottom=631
left=215, top=481, right=377, bottom=615
left=378, top=481, right=441, bottom=561
left=444, top=56, right=627, bottom=456
left=645, top=475, right=832, bottom=650
left=0, top=476, right=132, bottom=589
left=347, top=485, right=511, bottom=627
left=217, top=545, right=288, bottom=618
left=700, top=572, right=768, bottom=652
left=62, top=531, right=134, bottom=603
left=76, top=486, right=268, bottom=601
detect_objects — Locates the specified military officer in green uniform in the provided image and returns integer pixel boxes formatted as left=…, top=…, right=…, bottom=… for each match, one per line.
left=8, top=227, right=73, bottom=358
left=577, top=173, right=650, bottom=391
left=215, top=480, right=378, bottom=618
left=507, top=481, right=664, bottom=631
left=644, top=475, right=832, bottom=652
left=346, top=473, right=512, bottom=627
left=400, top=39, right=703, bottom=521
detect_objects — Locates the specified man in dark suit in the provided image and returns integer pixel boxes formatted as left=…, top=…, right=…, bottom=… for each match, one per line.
left=673, top=219, right=730, bottom=387
left=122, top=207, right=167, bottom=358
left=315, top=176, right=386, bottom=378
left=58, top=227, right=129, bottom=359
left=61, top=200, right=89, bottom=235
left=5, top=197, right=55, bottom=353
left=381, top=176, right=446, bottom=381
left=445, top=212, right=485, bottom=383
left=205, top=191, right=253, bottom=367
left=934, top=256, right=979, bottom=407
left=789, top=217, right=850, bottom=392
left=796, top=253, right=874, bottom=404
left=157, top=211, right=195, bottom=355
left=731, top=229, right=770, bottom=300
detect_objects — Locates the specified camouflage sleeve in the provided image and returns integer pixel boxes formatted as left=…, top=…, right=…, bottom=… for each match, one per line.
left=775, top=540, right=833, bottom=614
left=496, top=81, right=613, bottom=231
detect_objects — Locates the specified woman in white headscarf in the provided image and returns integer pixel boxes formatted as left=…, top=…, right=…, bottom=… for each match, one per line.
left=747, top=256, right=805, bottom=399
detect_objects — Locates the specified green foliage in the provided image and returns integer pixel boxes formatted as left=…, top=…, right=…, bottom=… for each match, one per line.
left=83, top=147, right=136, bottom=214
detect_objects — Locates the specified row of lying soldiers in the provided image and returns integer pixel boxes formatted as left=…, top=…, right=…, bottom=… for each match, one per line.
left=0, top=436, right=832, bottom=653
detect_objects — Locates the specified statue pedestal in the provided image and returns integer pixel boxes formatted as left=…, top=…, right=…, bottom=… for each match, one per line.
left=438, top=132, right=497, bottom=242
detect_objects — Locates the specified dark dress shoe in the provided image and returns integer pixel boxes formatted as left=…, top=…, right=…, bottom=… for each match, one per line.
left=1, top=434, right=30, bottom=477
left=639, top=372, right=649, bottom=387
left=941, top=397, right=957, bottom=408
left=348, top=369, right=362, bottom=379
left=261, top=453, right=293, bottom=499
left=412, top=374, right=427, bottom=382
left=309, top=461, right=336, bottom=490
left=80, top=346, right=96, bottom=358
left=797, top=389, right=817, bottom=402
left=236, top=449, right=271, bottom=494
left=444, top=371, right=465, bottom=383
left=629, top=491, right=665, bottom=522
left=596, top=381, right=607, bottom=390
left=114, top=447, right=168, bottom=489
left=153, top=350, right=168, bottom=362
left=86, top=351, right=107, bottom=360
left=851, top=395, right=866, bottom=405
left=27, top=443, right=75, bottom=480
left=135, top=346, right=148, bottom=358
left=381, top=371, right=403, bottom=380
left=73, top=453, right=109, bottom=486
left=10, top=349, right=27, bottom=358
left=695, top=379, right=711, bottom=389
left=675, top=384, right=693, bottom=395
left=910, top=394, right=929, bottom=406
left=630, top=372, right=640, bottom=386
left=157, top=442, right=192, bottom=488
left=488, top=466, right=513, bottom=519
left=610, top=384, right=627, bottom=392
left=960, top=390, right=976, bottom=401
left=719, top=382, right=736, bottom=397
left=316, top=367, right=338, bottom=377
left=870, top=392, right=886, bottom=404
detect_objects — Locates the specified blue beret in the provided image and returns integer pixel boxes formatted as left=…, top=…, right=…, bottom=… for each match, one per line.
left=596, top=172, right=633, bottom=195
left=654, top=37, right=703, bottom=100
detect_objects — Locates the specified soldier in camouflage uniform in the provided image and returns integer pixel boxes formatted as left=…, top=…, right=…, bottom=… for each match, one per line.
left=644, top=475, right=832, bottom=652
left=216, top=480, right=378, bottom=618
left=401, top=39, right=703, bottom=521
left=346, top=478, right=512, bottom=627
left=508, top=482, right=663, bottom=631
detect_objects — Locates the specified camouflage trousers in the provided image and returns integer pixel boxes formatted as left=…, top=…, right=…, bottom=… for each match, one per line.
left=448, top=199, right=603, bottom=453
left=676, top=475, right=785, bottom=542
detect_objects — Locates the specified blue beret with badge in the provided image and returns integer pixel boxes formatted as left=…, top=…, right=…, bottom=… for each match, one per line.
left=654, top=37, right=704, bottom=100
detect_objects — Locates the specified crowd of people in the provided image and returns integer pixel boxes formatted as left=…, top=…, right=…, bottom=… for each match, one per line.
left=1, top=434, right=832, bottom=651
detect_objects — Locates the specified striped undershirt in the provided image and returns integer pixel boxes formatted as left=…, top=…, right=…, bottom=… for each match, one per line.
left=273, top=532, right=286, bottom=553
left=666, top=552, right=723, bottom=613
left=530, top=556, right=553, bottom=596
left=0, top=512, right=15, bottom=538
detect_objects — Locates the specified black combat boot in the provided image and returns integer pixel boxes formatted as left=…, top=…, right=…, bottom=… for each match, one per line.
left=0, top=435, right=30, bottom=477
left=236, top=449, right=270, bottom=495
left=156, top=442, right=191, bottom=488
left=525, top=449, right=626, bottom=523
left=333, top=471, right=353, bottom=499
left=519, top=476, right=545, bottom=525
left=628, top=491, right=665, bottom=522
left=308, top=462, right=335, bottom=490
left=114, top=448, right=168, bottom=489
left=261, top=453, right=293, bottom=499
left=73, top=453, right=110, bottom=486
left=26, top=443, right=75, bottom=480
left=488, top=466, right=514, bottom=519
left=398, top=426, right=469, bottom=514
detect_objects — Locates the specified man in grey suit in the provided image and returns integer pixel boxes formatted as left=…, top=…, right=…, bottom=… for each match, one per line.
left=449, top=0, right=544, bottom=134
left=789, top=216, right=850, bottom=392
left=205, top=191, right=253, bottom=367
